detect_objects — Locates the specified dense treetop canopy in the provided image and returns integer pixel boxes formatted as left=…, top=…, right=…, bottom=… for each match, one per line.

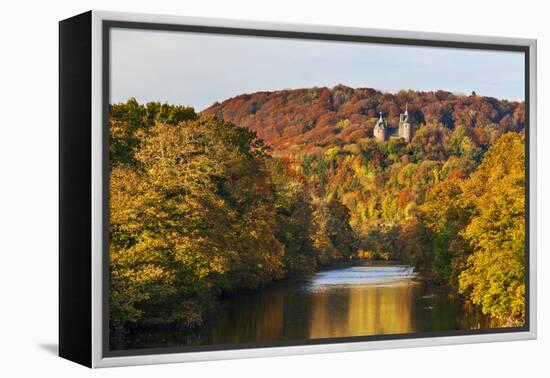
left=203, top=85, right=524, bottom=154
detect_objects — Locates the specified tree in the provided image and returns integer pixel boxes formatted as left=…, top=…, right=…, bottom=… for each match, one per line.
left=110, top=115, right=285, bottom=326
left=268, top=159, right=317, bottom=276
left=459, top=133, right=525, bottom=325
left=109, top=94, right=527, bottom=331
left=411, top=124, right=449, bottom=161
left=312, top=197, right=359, bottom=265
left=448, top=125, right=482, bottom=161
left=396, top=219, right=431, bottom=269
left=109, top=98, right=197, bottom=166
left=420, top=170, right=471, bottom=286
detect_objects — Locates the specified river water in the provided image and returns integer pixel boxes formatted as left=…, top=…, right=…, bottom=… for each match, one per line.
left=114, top=262, right=493, bottom=350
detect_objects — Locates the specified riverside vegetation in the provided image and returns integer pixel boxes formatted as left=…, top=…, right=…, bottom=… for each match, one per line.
left=109, top=86, right=526, bottom=340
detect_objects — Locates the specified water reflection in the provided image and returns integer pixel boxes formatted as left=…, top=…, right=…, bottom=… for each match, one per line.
left=113, top=262, right=494, bottom=350
left=308, top=265, right=417, bottom=338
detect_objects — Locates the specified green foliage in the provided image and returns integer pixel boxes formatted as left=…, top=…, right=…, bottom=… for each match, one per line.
left=448, top=125, right=483, bottom=161
left=310, top=196, right=358, bottom=265
left=430, top=230, right=453, bottom=283
left=420, top=170, right=472, bottom=286
left=268, top=159, right=317, bottom=276
left=109, top=98, right=197, bottom=165
left=381, top=138, right=407, bottom=164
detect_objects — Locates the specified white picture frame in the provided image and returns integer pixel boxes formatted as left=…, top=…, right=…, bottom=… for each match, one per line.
left=59, top=10, right=537, bottom=368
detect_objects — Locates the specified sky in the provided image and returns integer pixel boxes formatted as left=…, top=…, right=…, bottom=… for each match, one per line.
left=110, top=28, right=525, bottom=111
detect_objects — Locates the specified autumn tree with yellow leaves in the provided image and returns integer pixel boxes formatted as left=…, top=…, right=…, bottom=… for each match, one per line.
left=108, top=97, right=526, bottom=331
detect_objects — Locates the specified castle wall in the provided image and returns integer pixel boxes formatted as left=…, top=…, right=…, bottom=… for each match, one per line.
left=374, top=112, right=415, bottom=142
left=374, top=127, right=386, bottom=142
left=400, top=123, right=413, bottom=142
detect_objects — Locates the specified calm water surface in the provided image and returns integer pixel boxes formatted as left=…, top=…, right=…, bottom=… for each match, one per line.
left=114, top=262, right=493, bottom=350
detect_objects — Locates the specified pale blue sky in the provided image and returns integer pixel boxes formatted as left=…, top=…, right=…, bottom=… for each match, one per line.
left=110, top=28, right=525, bottom=111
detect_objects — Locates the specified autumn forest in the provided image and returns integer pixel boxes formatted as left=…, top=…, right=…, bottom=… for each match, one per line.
left=109, top=85, right=526, bottom=347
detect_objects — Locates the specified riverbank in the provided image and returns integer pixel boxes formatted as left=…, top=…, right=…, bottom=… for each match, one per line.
left=111, top=260, right=495, bottom=351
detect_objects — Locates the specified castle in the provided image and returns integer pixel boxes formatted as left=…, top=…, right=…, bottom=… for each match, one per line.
left=373, top=105, right=415, bottom=143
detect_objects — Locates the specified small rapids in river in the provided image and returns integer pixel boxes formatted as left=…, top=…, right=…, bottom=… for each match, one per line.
left=309, top=264, right=417, bottom=290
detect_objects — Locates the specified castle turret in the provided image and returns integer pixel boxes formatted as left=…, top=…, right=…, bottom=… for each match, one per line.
left=374, top=112, right=387, bottom=142
left=398, top=104, right=414, bottom=142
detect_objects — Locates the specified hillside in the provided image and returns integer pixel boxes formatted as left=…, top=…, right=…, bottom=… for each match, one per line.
left=202, top=85, right=524, bottom=154
left=109, top=90, right=526, bottom=330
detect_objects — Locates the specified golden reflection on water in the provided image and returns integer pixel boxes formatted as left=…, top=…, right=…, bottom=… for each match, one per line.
left=255, top=287, right=284, bottom=341
left=309, top=284, right=416, bottom=338
left=113, top=264, right=495, bottom=350
left=201, top=265, right=495, bottom=347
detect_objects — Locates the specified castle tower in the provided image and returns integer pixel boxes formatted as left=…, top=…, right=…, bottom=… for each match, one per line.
left=374, top=112, right=387, bottom=142
left=398, top=104, right=414, bottom=143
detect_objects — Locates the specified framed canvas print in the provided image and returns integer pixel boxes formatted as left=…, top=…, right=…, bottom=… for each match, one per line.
left=59, top=10, right=537, bottom=368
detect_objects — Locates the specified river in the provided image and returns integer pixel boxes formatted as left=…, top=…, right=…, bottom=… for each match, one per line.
left=113, top=261, right=493, bottom=351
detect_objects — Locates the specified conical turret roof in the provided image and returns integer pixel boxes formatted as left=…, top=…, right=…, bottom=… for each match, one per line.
left=375, top=112, right=387, bottom=129
left=402, top=103, right=412, bottom=123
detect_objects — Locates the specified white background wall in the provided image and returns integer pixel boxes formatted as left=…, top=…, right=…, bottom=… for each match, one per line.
left=0, top=0, right=546, bottom=376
